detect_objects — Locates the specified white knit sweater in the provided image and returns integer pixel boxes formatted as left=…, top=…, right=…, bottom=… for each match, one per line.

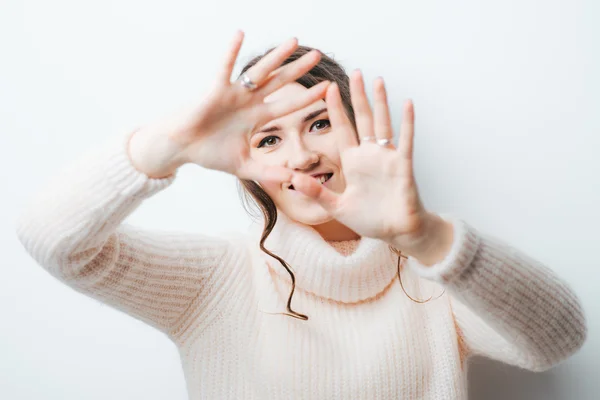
left=15, top=129, right=588, bottom=399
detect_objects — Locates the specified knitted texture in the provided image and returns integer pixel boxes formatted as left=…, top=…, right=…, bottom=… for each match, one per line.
left=15, top=129, right=588, bottom=400
left=328, top=239, right=361, bottom=256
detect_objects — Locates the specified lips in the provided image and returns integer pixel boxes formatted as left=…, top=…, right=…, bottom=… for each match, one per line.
left=288, top=172, right=333, bottom=190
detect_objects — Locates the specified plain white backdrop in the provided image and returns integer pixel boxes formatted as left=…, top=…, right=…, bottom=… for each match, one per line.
left=1, top=0, right=598, bottom=398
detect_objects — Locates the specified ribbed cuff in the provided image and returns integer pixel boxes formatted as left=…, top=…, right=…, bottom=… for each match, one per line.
left=102, top=127, right=177, bottom=199
left=404, top=213, right=481, bottom=284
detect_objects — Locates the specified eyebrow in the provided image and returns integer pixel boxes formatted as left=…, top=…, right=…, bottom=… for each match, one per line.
left=253, top=107, right=328, bottom=136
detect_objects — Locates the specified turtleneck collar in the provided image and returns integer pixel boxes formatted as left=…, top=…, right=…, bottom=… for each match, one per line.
left=248, top=212, right=399, bottom=304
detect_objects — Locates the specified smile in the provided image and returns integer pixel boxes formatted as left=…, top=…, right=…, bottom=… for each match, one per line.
left=288, top=173, right=333, bottom=190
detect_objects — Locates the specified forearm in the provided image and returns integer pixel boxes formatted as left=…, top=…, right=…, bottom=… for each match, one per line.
left=393, top=214, right=588, bottom=371
left=16, top=129, right=176, bottom=277
left=127, top=120, right=189, bottom=179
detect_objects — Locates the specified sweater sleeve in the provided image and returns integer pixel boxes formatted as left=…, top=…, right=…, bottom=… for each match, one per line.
left=15, top=128, right=234, bottom=337
left=404, top=213, right=588, bottom=372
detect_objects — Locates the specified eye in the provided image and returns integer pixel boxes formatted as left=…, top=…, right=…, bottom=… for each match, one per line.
left=310, top=119, right=331, bottom=132
left=257, top=135, right=280, bottom=148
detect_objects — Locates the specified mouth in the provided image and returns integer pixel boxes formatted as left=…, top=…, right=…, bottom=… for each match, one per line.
left=288, top=172, right=333, bottom=190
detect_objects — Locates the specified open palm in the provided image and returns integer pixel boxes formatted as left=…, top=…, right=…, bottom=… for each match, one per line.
left=170, top=31, right=329, bottom=182
left=291, top=70, right=428, bottom=243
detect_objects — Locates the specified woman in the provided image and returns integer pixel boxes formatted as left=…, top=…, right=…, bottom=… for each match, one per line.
left=16, top=30, right=587, bottom=399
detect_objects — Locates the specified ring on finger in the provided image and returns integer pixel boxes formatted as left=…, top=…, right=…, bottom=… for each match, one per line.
left=377, top=138, right=392, bottom=146
left=238, top=72, right=258, bottom=91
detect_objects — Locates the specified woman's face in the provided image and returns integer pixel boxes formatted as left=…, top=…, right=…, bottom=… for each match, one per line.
left=249, top=82, right=350, bottom=225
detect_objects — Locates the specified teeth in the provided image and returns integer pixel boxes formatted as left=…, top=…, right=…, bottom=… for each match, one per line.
left=315, top=174, right=330, bottom=185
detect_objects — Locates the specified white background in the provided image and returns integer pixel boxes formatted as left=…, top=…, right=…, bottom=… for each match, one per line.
left=1, top=0, right=598, bottom=398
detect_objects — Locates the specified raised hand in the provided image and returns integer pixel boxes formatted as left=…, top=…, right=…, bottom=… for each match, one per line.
left=289, top=70, right=429, bottom=246
left=129, top=30, right=330, bottom=182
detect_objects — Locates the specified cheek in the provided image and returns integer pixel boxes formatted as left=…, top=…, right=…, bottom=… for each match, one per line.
left=320, top=138, right=343, bottom=168
left=250, top=148, right=287, bottom=167
left=259, top=181, right=282, bottom=198
left=248, top=147, right=262, bottom=163
left=307, top=133, right=340, bottom=158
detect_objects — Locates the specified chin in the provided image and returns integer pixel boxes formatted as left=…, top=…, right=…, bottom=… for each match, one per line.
left=280, top=203, right=334, bottom=226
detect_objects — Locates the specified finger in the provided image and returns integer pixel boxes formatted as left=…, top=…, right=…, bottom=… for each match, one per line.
left=238, top=161, right=294, bottom=183
left=239, top=37, right=299, bottom=87
left=350, top=69, right=375, bottom=142
left=326, top=82, right=358, bottom=148
left=260, top=80, right=330, bottom=120
left=290, top=172, right=339, bottom=213
left=219, top=30, right=245, bottom=84
left=373, top=77, right=395, bottom=147
left=257, top=50, right=322, bottom=96
left=398, top=100, right=415, bottom=173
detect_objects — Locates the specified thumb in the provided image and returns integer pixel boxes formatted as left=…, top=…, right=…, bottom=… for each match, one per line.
left=290, top=172, right=339, bottom=213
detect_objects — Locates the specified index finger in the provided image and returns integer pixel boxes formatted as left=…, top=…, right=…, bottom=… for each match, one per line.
left=238, top=160, right=294, bottom=183
left=326, top=82, right=358, bottom=149
left=218, top=30, right=245, bottom=83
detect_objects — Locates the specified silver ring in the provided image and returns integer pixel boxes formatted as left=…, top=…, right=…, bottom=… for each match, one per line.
left=377, top=138, right=392, bottom=146
left=360, top=136, right=376, bottom=143
left=239, top=73, right=257, bottom=91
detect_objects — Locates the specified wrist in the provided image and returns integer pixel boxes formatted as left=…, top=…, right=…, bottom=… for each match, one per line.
left=127, top=126, right=185, bottom=179
left=394, top=213, right=454, bottom=267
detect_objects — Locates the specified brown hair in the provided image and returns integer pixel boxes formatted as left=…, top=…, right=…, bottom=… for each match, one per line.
left=236, top=45, right=442, bottom=320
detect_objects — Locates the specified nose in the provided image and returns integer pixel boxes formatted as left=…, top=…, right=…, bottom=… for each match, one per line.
left=285, top=140, right=319, bottom=171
